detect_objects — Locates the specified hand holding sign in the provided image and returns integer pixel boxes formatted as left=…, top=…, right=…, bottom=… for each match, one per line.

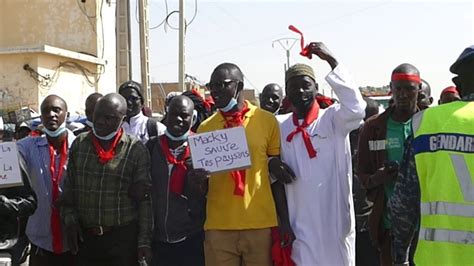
left=0, top=142, right=23, bottom=188
left=188, top=127, right=251, bottom=174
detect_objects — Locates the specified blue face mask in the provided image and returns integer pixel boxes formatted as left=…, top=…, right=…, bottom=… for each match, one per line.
left=85, top=120, right=93, bottom=128
left=42, top=122, right=67, bottom=137
left=220, top=91, right=240, bottom=112
left=93, top=121, right=123, bottom=141
left=165, top=129, right=189, bottom=141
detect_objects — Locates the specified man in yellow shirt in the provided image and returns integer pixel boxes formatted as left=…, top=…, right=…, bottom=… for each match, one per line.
left=198, top=63, right=293, bottom=266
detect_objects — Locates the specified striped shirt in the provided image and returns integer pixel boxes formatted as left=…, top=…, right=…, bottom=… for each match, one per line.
left=17, top=131, right=76, bottom=253
left=60, top=132, right=152, bottom=247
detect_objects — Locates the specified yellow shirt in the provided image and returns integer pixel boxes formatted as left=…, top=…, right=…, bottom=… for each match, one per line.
left=197, top=101, right=280, bottom=230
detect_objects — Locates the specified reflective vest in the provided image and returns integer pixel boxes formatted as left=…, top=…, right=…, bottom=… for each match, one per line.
left=412, top=101, right=474, bottom=265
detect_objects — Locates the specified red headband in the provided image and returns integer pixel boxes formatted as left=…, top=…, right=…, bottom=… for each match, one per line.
left=391, top=73, right=421, bottom=83
left=441, top=86, right=458, bottom=95
left=288, top=25, right=312, bottom=59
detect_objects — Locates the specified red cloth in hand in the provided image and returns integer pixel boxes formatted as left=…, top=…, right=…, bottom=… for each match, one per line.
left=271, top=227, right=295, bottom=266
left=289, top=25, right=312, bottom=59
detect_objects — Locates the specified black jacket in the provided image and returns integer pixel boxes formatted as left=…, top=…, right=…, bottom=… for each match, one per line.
left=146, top=136, right=206, bottom=243
left=0, top=157, right=37, bottom=241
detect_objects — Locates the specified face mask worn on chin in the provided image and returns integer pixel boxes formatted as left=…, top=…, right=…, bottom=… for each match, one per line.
left=93, top=122, right=122, bottom=141
left=42, top=122, right=67, bottom=137
left=85, top=120, right=94, bottom=128
left=220, top=90, right=240, bottom=112
left=165, top=113, right=194, bottom=141
left=165, top=129, right=189, bottom=141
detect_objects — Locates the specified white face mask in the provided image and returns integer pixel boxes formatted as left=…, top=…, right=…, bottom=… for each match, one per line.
left=92, top=120, right=123, bottom=141
left=42, top=122, right=67, bottom=137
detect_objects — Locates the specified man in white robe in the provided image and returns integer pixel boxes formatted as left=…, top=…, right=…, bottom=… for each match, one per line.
left=278, top=42, right=366, bottom=265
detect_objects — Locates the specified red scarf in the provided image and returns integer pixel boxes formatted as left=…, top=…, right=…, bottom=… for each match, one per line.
left=288, top=25, right=312, bottom=59
left=160, top=135, right=190, bottom=195
left=91, top=129, right=124, bottom=164
left=220, top=103, right=250, bottom=196
left=48, top=137, right=68, bottom=254
left=286, top=101, right=320, bottom=158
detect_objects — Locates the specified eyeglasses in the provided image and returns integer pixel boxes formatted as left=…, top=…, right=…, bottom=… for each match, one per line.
left=207, top=79, right=240, bottom=91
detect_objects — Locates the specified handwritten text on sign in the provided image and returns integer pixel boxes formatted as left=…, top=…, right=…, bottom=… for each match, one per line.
left=0, top=142, right=23, bottom=188
left=189, top=127, right=251, bottom=173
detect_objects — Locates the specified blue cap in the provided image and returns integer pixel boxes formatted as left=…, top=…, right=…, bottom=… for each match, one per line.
left=450, top=45, right=474, bottom=74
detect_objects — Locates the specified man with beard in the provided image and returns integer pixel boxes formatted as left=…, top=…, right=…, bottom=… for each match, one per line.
left=119, top=80, right=166, bottom=143
left=390, top=45, right=474, bottom=266
left=197, top=63, right=294, bottom=266
left=146, top=95, right=208, bottom=266
left=357, top=63, right=421, bottom=265
left=60, top=93, right=152, bottom=265
left=259, top=83, right=283, bottom=114
left=278, top=42, right=366, bottom=265
left=74, top=93, right=102, bottom=136
left=17, top=95, right=76, bottom=265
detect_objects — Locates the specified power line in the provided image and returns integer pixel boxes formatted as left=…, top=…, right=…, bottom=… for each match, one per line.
left=150, top=0, right=169, bottom=29
left=150, top=2, right=390, bottom=69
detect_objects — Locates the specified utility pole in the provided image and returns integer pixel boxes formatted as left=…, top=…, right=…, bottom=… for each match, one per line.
left=116, top=0, right=132, bottom=87
left=272, top=38, right=298, bottom=72
left=138, top=0, right=152, bottom=108
left=178, top=0, right=186, bottom=92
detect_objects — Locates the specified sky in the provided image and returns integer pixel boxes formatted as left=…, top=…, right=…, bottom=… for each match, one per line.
left=131, top=0, right=473, bottom=103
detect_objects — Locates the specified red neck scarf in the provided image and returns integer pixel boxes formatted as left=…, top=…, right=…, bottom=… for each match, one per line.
left=160, top=135, right=190, bottom=195
left=219, top=103, right=250, bottom=196
left=48, top=136, right=68, bottom=254
left=91, top=129, right=124, bottom=164
left=286, top=101, right=320, bottom=158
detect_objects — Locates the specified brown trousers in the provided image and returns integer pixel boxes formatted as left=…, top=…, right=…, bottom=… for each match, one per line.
left=204, top=228, right=272, bottom=266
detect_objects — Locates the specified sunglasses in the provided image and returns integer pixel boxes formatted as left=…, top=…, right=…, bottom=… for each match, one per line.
left=207, top=79, right=240, bottom=91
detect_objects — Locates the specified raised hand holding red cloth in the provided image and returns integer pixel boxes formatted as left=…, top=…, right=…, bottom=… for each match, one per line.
left=288, top=25, right=312, bottom=59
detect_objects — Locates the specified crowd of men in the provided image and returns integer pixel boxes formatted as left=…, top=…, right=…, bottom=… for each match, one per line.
left=0, top=43, right=472, bottom=266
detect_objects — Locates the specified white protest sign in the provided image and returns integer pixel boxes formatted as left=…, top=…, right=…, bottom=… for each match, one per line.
left=0, top=142, right=23, bottom=188
left=189, top=127, right=251, bottom=173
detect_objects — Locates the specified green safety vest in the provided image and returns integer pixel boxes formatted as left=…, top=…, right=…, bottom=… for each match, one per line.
left=412, top=101, right=474, bottom=265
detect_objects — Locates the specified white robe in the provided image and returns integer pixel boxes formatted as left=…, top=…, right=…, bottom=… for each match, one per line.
left=279, top=65, right=366, bottom=266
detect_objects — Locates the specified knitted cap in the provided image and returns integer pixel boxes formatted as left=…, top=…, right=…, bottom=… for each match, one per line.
left=285, top=64, right=316, bottom=84
left=118, top=80, right=144, bottom=103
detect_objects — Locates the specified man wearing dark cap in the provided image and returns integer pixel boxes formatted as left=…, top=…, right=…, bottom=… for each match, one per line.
left=357, top=63, right=421, bottom=265
left=259, top=83, right=283, bottom=114
left=390, top=45, right=474, bottom=266
left=438, top=86, right=461, bottom=104
left=278, top=42, right=366, bottom=265
left=119, top=80, right=166, bottom=143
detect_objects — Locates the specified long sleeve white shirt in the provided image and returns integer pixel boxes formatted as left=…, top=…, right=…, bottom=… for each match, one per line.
left=279, top=64, right=366, bottom=266
left=122, top=112, right=166, bottom=144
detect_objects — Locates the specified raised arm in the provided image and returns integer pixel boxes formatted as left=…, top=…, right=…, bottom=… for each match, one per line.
left=307, top=42, right=366, bottom=134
